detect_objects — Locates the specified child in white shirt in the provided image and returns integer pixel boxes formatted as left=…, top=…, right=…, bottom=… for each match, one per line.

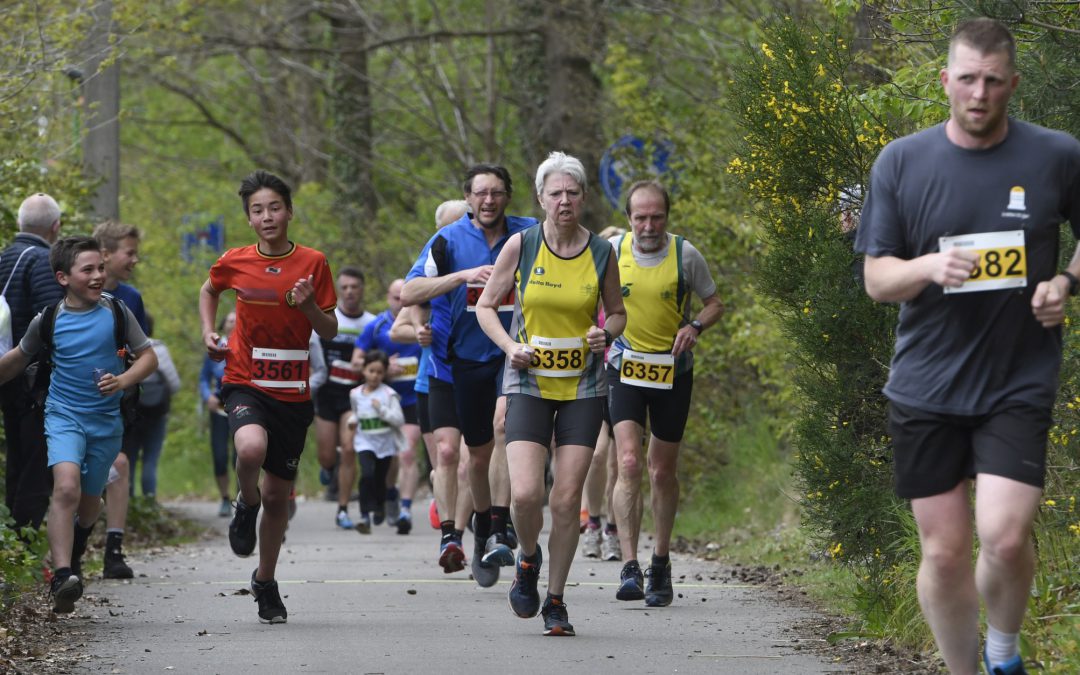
left=347, top=350, right=404, bottom=533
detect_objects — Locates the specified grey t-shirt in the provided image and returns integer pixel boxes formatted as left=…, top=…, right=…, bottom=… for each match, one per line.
left=855, top=119, right=1080, bottom=415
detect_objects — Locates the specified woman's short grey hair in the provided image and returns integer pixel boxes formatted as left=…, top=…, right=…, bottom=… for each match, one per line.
left=534, top=151, right=587, bottom=196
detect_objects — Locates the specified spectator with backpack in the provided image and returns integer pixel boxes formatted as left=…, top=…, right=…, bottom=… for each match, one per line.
left=0, top=235, right=156, bottom=613
left=0, top=193, right=64, bottom=533
left=122, top=314, right=181, bottom=500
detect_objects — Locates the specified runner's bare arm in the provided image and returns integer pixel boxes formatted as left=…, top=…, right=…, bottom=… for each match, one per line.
left=199, top=280, right=228, bottom=360
left=864, top=251, right=978, bottom=303
left=477, top=235, right=522, bottom=364
left=672, top=293, right=723, bottom=357
left=400, top=266, right=493, bottom=306
left=1032, top=242, right=1080, bottom=328
left=290, top=275, right=337, bottom=339
left=589, top=252, right=626, bottom=354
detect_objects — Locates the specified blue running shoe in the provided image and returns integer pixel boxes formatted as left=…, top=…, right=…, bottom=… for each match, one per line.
left=319, top=467, right=332, bottom=486
left=984, top=648, right=1028, bottom=675
left=616, top=560, right=645, bottom=601
left=335, top=509, right=354, bottom=530
left=541, top=596, right=575, bottom=636
left=508, top=549, right=543, bottom=618
left=644, top=558, right=673, bottom=607
left=482, top=533, right=515, bottom=567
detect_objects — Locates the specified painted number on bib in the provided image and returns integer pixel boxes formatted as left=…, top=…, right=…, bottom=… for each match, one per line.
left=528, top=336, right=585, bottom=378
left=619, top=350, right=674, bottom=390
left=466, top=283, right=515, bottom=312
left=251, top=347, right=309, bottom=392
left=939, top=230, right=1027, bottom=294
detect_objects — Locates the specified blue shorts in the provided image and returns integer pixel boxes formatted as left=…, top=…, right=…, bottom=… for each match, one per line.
left=44, top=406, right=123, bottom=497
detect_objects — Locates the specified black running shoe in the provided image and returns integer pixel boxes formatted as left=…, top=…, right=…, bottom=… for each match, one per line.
left=229, top=493, right=260, bottom=557
left=616, top=560, right=645, bottom=601
left=644, top=558, right=673, bottom=607
left=50, top=573, right=83, bottom=614
left=504, top=520, right=518, bottom=549
left=103, top=549, right=134, bottom=579
left=396, top=513, right=412, bottom=535
left=541, top=596, right=575, bottom=636
left=250, top=570, right=287, bottom=624
left=508, top=549, right=542, bottom=618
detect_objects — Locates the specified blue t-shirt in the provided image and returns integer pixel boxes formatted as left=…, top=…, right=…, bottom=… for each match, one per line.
left=405, top=214, right=537, bottom=381
left=355, top=310, right=422, bottom=407
left=20, top=297, right=150, bottom=416
left=108, top=283, right=149, bottom=334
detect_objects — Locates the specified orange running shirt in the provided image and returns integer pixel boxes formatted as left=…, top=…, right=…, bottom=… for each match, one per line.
left=209, top=243, right=337, bottom=402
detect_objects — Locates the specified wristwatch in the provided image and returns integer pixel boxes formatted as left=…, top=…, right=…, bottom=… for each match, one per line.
left=603, top=328, right=614, bottom=346
left=689, top=319, right=704, bottom=334
left=1061, top=271, right=1080, bottom=296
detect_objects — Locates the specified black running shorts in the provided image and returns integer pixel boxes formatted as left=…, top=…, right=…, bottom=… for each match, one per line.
left=427, top=377, right=461, bottom=433
left=505, top=394, right=604, bottom=448
left=416, top=392, right=433, bottom=434
left=314, top=382, right=353, bottom=422
left=888, top=400, right=1049, bottom=499
left=607, top=365, right=693, bottom=443
left=223, top=384, right=314, bottom=481
left=450, top=358, right=504, bottom=447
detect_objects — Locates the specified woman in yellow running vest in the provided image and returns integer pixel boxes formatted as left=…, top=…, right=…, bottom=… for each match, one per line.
left=476, top=151, right=625, bottom=637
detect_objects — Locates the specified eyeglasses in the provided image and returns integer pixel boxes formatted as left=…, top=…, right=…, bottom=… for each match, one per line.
left=471, top=190, right=508, bottom=200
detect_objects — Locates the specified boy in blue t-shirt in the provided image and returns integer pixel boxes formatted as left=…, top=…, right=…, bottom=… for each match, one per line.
left=0, top=236, right=157, bottom=614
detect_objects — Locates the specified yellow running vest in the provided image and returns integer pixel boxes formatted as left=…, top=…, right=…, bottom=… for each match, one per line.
left=504, top=226, right=610, bottom=400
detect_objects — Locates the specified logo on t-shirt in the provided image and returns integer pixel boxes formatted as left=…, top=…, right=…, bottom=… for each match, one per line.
left=1007, top=186, right=1026, bottom=211
left=265, top=266, right=281, bottom=274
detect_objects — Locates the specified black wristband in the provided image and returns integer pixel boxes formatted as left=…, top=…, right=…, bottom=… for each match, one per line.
left=603, top=328, right=614, bottom=347
left=1062, top=271, right=1080, bottom=296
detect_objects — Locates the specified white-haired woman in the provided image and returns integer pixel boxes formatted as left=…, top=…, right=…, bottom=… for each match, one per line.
left=476, top=151, right=626, bottom=636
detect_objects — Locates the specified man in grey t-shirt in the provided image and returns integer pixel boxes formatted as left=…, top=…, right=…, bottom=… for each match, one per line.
left=855, top=18, right=1080, bottom=675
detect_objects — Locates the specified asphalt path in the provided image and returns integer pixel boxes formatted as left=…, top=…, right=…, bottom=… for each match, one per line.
left=63, top=498, right=847, bottom=674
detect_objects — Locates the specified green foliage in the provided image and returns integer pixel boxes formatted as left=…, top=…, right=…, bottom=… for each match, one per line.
left=0, top=507, right=47, bottom=609
left=727, top=16, right=903, bottom=574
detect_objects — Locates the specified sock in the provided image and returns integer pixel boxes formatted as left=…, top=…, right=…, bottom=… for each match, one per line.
left=474, top=508, right=491, bottom=540
left=440, top=521, right=456, bottom=539
left=652, top=553, right=670, bottom=567
left=546, top=592, right=564, bottom=605
left=522, top=548, right=541, bottom=565
left=106, top=531, right=124, bottom=554
left=588, top=515, right=601, bottom=528
left=53, top=566, right=72, bottom=579
left=453, top=528, right=464, bottom=542
left=604, top=522, right=618, bottom=534
left=985, top=623, right=1020, bottom=665
left=385, top=486, right=399, bottom=502
left=490, top=506, right=510, bottom=536
left=338, top=505, right=348, bottom=513
left=401, top=498, right=412, bottom=511
left=72, top=521, right=95, bottom=563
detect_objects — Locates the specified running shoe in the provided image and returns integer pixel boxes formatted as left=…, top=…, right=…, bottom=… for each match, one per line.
left=581, top=523, right=601, bottom=558
left=428, top=499, right=440, bottom=530
left=373, top=511, right=386, bottom=526
left=616, top=560, right=645, bottom=601
left=250, top=570, right=287, bottom=624
left=396, top=512, right=412, bottom=535
left=218, top=498, right=232, bottom=518
left=355, top=514, right=372, bottom=535
left=481, top=533, right=516, bottom=567
left=541, top=596, right=575, bottom=636
left=439, top=538, right=465, bottom=573
left=508, top=549, right=543, bottom=618
left=229, top=493, right=260, bottom=557
left=336, top=509, right=355, bottom=530
left=472, top=538, right=500, bottom=588
left=984, top=649, right=1028, bottom=675
left=50, top=573, right=83, bottom=614
left=103, top=548, right=134, bottom=580
left=318, top=467, right=333, bottom=486
left=644, top=558, right=674, bottom=607
left=601, top=529, right=622, bottom=561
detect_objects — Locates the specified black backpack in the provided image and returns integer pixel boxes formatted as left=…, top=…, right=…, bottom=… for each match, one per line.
left=27, top=295, right=141, bottom=430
